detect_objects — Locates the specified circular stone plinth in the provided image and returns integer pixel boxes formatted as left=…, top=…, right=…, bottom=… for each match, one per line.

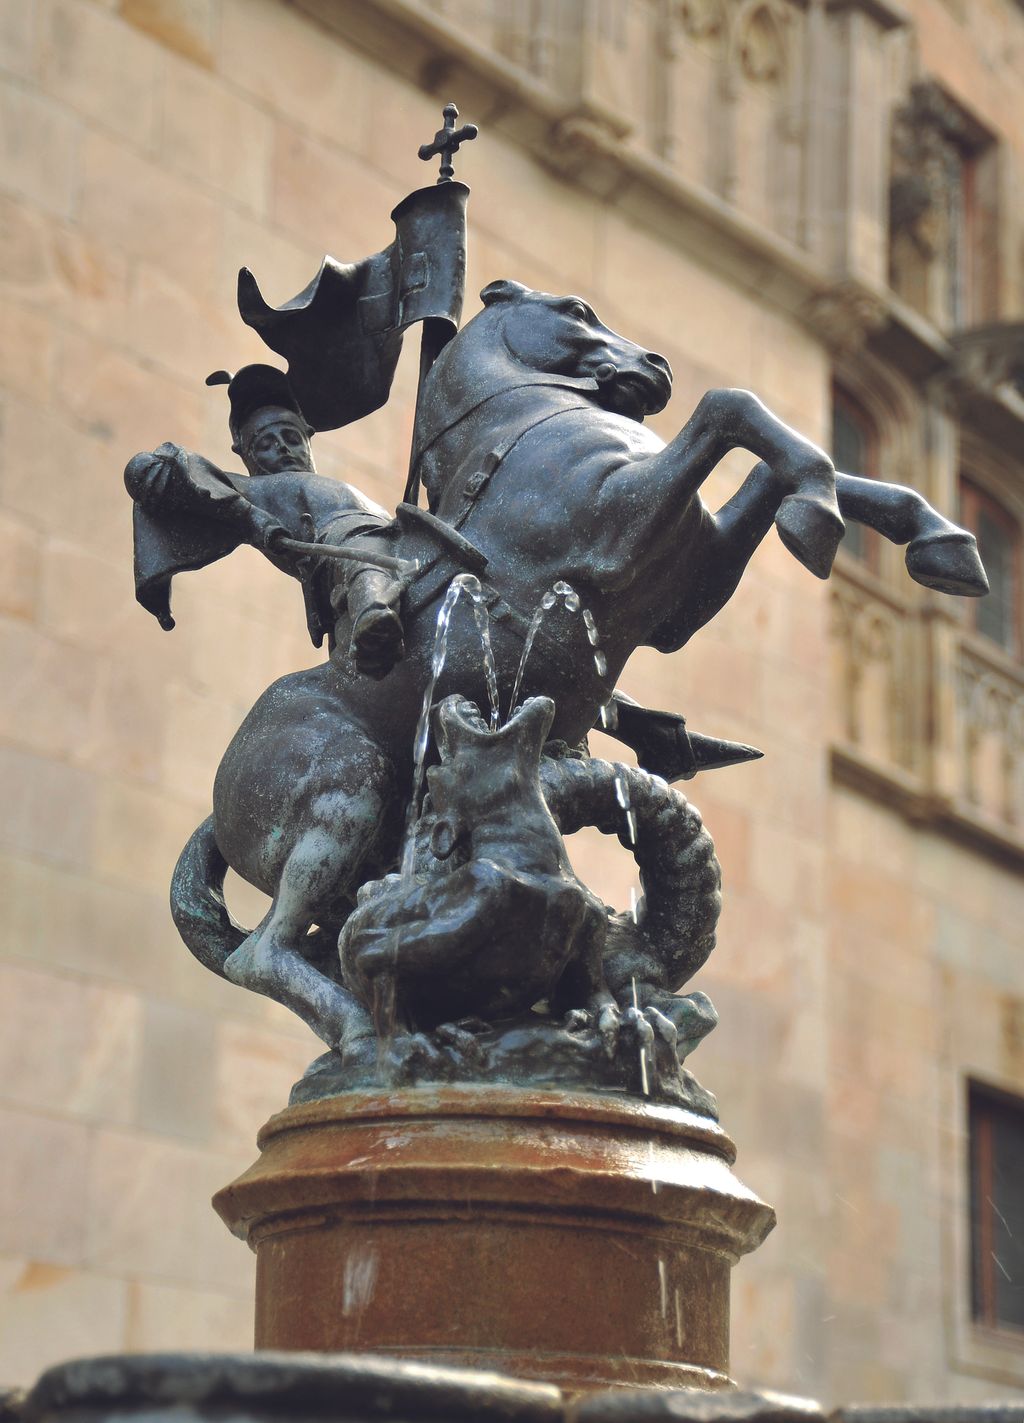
left=213, top=1085, right=775, bottom=1393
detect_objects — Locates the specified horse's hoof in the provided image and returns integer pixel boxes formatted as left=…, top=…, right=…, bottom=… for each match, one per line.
left=905, top=530, right=990, bottom=597
left=775, top=492, right=845, bottom=580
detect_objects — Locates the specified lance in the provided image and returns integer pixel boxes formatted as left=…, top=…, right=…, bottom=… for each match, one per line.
left=402, top=103, right=479, bottom=509
left=273, top=536, right=419, bottom=580
left=604, top=693, right=764, bottom=782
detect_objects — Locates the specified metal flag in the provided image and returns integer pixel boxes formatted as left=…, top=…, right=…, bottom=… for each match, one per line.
left=237, top=180, right=470, bottom=432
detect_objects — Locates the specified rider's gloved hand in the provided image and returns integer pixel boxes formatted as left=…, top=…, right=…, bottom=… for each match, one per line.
left=249, top=512, right=292, bottom=554
left=123, top=442, right=189, bottom=503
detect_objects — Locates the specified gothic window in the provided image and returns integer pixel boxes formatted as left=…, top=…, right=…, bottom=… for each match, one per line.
left=970, top=1082, right=1024, bottom=1333
left=832, top=386, right=879, bottom=570
left=960, top=479, right=1021, bottom=656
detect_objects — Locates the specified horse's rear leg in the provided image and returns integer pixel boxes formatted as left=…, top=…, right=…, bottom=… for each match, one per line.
left=834, top=473, right=989, bottom=596
left=222, top=758, right=399, bottom=1052
left=224, top=829, right=375, bottom=1052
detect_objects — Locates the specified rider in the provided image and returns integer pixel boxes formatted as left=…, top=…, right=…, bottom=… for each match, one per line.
left=125, top=364, right=407, bottom=678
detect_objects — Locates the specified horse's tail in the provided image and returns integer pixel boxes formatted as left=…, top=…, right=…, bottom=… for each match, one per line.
left=170, top=816, right=248, bottom=977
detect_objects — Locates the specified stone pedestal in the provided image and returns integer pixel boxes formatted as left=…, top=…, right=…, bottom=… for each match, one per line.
left=214, top=1085, right=774, bottom=1393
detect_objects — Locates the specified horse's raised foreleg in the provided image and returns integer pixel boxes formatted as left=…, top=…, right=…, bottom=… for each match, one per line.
left=642, top=389, right=844, bottom=579
left=649, top=461, right=783, bottom=650
left=653, top=460, right=989, bottom=652
left=834, top=473, right=988, bottom=596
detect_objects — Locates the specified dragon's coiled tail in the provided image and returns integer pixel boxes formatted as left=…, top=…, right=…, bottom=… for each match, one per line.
left=539, top=757, right=721, bottom=1003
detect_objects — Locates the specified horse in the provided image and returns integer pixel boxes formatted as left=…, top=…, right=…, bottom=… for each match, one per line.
left=172, top=278, right=987, bottom=1056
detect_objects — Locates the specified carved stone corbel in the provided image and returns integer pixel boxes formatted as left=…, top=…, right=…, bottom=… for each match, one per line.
left=802, top=279, right=889, bottom=354
left=543, top=113, right=626, bottom=190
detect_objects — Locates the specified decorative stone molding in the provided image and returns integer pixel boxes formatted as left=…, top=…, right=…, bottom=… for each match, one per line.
left=939, top=324, right=1024, bottom=448
left=543, top=113, right=627, bottom=189
left=823, top=0, right=907, bottom=24
left=828, top=565, right=1024, bottom=866
left=675, top=0, right=794, bottom=89
left=736, top=1, right=792, bottom=86
left=678, top=0, right=727, bottom=43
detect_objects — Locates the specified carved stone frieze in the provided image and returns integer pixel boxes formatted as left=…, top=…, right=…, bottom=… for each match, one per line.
left=676, top=0, right=792, bottom=84
left=951, top=322, right=1024, bottom=398
left=737, top=1, right=791, bottom=85
left=829, top=580, right=910, bottom=762
left=958, top=643, right=1024, bottom=824
left=889, top=81, right=972, bottom=259
left=677, top=0, right=727, bottom=43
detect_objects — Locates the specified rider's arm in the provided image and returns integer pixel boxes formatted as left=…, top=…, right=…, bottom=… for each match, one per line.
left=125, top=443, right=288, bottom=551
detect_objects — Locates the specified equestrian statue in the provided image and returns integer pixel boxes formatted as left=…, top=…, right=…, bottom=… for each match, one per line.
left=125, top=107, right=988, bottom=1106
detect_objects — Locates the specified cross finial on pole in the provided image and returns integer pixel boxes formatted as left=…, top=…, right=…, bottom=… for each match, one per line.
left=418, top=102, right=478, bottom=183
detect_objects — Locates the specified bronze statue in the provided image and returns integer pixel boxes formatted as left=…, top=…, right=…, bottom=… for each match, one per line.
left=126, top=107, right=988, bottom=1103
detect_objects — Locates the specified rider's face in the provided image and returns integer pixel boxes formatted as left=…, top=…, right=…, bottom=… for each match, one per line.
left=238, top=408, right=314, bottom=477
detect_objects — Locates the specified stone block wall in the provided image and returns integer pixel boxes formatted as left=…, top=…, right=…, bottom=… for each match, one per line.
left=1, top=0, right=1022, bottom=1406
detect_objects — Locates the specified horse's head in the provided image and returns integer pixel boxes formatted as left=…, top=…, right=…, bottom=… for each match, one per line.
left=477, top=280, right=673, bottom=420
left=420, top=282, right=673, bottom=446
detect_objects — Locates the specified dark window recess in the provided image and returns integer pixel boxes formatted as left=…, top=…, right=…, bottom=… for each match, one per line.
left=970, top=1081, right=1024, bottom=1333
left=960, top=481, right=1020, bottom=656
left=832, top=389, right=878, bottom=568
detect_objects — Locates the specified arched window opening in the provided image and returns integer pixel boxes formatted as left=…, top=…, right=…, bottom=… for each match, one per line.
left=959, top=478, right=1021, bottom=656
left=831, top=385, right=879, bottom=570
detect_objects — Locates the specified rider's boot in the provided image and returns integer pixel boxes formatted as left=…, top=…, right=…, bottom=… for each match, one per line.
left=339, top=567, right=406, bottom=679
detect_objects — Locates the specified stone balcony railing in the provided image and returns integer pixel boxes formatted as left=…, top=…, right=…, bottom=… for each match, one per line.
left=830, top=559, right=1024, bottom=865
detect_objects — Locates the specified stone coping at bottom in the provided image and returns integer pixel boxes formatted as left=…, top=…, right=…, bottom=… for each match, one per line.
left=11, top=1353, right=1023, bottom=1423
left=22, top=1352, right=562, bottom=1422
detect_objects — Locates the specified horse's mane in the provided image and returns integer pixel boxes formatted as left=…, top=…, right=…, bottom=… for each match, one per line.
left=413, top=304, right=600, bottom=512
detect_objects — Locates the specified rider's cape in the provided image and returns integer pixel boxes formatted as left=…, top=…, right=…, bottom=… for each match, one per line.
left=126, top=447, right=247, bottom=632
left=131, top=504, right=241, bottom=633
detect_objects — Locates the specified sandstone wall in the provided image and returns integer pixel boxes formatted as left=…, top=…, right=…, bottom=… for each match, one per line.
left=0, top=0, right=1022, bottom=1405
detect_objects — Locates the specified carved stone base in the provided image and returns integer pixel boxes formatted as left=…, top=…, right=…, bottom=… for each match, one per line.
left=213, top=1086, right=775, bottom=1393
left=289, top=1000, right=719, bottom=1115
